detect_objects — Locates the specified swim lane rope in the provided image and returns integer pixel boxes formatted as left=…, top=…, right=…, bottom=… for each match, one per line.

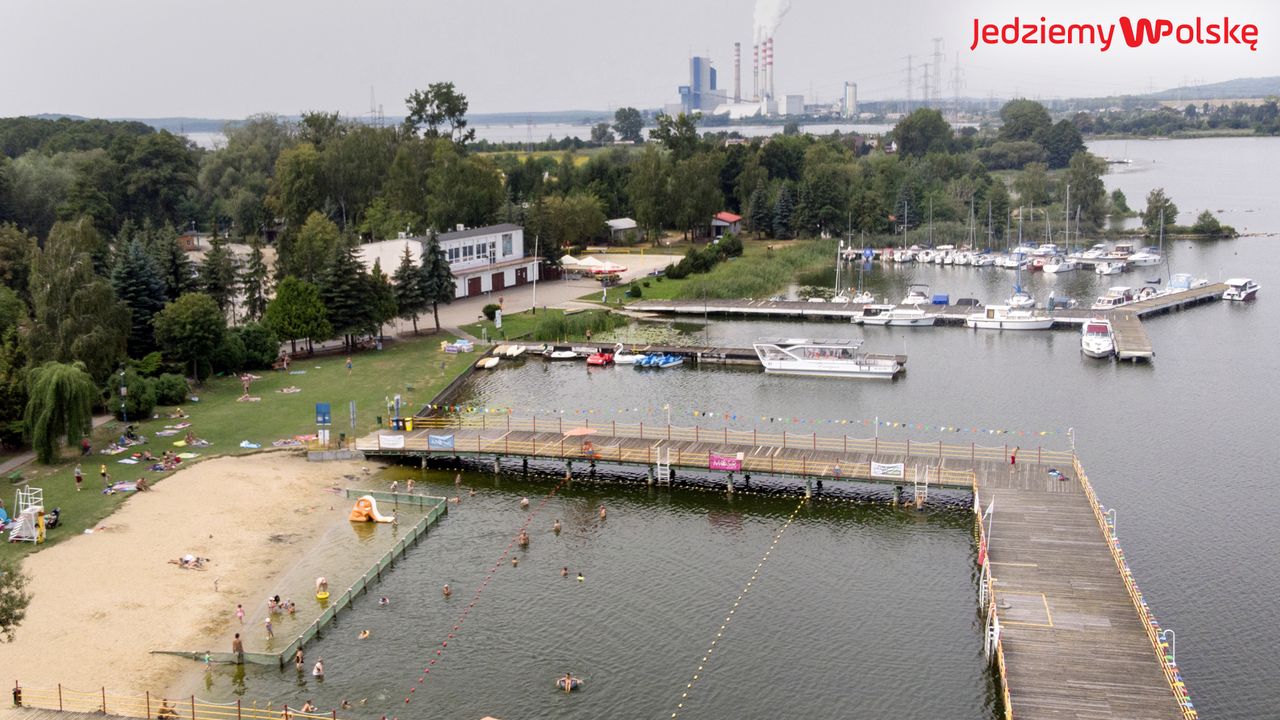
left=396, top=476, right=570, bottom=709
left=670, top=497, right=807, bottom=719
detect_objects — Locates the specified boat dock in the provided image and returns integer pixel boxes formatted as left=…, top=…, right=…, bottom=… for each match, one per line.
left=357, top=417, right=1196, bottom=720
left=628, top=283, right=1225, bottom=361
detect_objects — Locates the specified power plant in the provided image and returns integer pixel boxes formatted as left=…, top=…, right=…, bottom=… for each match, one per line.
left=668, top=0, right=793, bottom=118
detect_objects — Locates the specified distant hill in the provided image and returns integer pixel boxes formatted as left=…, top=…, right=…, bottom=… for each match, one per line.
left=1146, top=76, right=1280, bottom=101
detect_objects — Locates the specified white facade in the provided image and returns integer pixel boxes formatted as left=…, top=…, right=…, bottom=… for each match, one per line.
left=842, top=82, right=858, bottom=119
left=356, top=224, right=540, bottom=300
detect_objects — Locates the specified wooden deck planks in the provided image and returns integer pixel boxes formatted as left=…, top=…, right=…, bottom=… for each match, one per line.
left=980, top=464, right=1182, bottom=719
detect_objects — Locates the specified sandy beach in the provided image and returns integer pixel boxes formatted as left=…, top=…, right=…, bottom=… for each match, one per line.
left=0, top=452, right=370, bottom=699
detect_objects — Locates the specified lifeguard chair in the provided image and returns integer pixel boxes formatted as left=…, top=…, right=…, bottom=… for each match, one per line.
left=9, top=486, right=45, bottom=543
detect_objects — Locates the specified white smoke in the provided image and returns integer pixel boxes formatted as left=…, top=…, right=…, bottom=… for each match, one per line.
left=753, top=0, right=792, bottom=43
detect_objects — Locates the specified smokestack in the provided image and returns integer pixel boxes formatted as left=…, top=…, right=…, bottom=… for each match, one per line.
left=767, top=36, right=775, bottom=100
left=734, top=42, right=741, bottom=103
left=752, top=43, right=759, bottom=101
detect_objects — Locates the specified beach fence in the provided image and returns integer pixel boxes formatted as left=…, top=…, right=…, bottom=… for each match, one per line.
left=11, top=681, right=342, bottom=720
left=152, top=493, right=448, bottom=669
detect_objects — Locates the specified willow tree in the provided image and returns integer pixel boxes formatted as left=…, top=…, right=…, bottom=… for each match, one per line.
left=24, top=361, right=96, bottom=464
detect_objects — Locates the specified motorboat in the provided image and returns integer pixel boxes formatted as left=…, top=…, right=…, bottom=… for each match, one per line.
left=901, top=284, right=931, bottom=305
left=1031, top=243, right=1059, bottom=257
left=916, top=249, right=935, bottom=264
left=493, top=344, right=510, bottom=356
left=1029, top=257, right=1046, bottom=272
left=1079, top=243, right=1109, bottom=260
left=476, top=356, right=501, bottom=369
left=1165, top=273, right=1209, bottom=293
left=1090, top=287, right=1134, bottom=310
left=831, top=294, right=851, bottom=303
left=953, top=251, right=972, bottom=266
left=545, top=347, right=579, bottom=360
left=852, top=290, right=875, bottom=304
left=1080, top=319, right=1116, bottom=359
left=1222, top=277, right=1260, bottom=301
left=586, top=352, right=614, bottom=366
left=1042, top=256, right=1078, bottom=274
left=1006, top=289, right=1036, bottom=309
left=965, top=305, right=1054, bottom=330
left=1128, top=247, right=1163, bottom=267
left=1100, top=243, right=1135, bottom=261
left=970, top=253, right=995, bottom=267
left=1095, top=261, right=1127, bottom=275
left=611, top=344, right=640, bottom=365
left=1133, top=286, right=1159, bottom=302
left=853, top=305, right=937, bottom=327
left=753, top=338, right=905, bottom=379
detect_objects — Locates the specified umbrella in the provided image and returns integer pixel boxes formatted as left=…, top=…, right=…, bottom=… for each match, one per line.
left=562, top=427, right=599, bottom=437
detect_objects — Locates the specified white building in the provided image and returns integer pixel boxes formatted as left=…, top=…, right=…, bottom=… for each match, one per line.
left=356, top=223, right=540, bottom=300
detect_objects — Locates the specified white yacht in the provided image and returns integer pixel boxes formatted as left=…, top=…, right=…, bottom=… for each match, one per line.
left=1128, top=247, right=1163, bottom=267
left=1006, top=289, right=1036, bottom=309
left=753, top=338, right=905, bottom=379
left=901, top=284, right=931, bottom=305
left=1042, top=255, right=1078, bottom=274
left=970, top=253, right=995, bottom=267
left=894, top=249, right=916, bottom=263
left=1090, top=287, right=1134, bottom=310
left=853, top=305, right=937, bottom=327
left=916, top=249, right=935, bottom=263
left=1095, top=261, right=1127, bottom=275
left=1080, top=319, right=1116, bottom=359
left=1078, top=243, right=1109, bottom=260
left=965, top=305, right=1054, bottom=330
left=1101, top=243, right=1135, bottom=261
left=1222, top=278, right=1260, bottom=301
left=1165, top=273, right=1209, bottom=293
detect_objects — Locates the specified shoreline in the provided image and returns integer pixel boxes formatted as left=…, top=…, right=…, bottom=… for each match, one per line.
left=0, top=452, right=373, bottom=700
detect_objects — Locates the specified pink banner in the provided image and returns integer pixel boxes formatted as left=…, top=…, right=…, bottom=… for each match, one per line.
left=708, top=453, right=743, bottom=471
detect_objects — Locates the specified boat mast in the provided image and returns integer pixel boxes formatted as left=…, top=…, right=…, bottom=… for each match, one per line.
left=987, top=200, right=994, bottom=251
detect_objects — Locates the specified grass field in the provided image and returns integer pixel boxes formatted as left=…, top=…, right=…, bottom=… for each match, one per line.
left=0, top=335, right=473, bottom=559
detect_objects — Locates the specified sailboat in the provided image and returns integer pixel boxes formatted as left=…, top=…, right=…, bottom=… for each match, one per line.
left=1005, top=207, right=1035, bottom=308
left=852, top=231, right=874, bottom=303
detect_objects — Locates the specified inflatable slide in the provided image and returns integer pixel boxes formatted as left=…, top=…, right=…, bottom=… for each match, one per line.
left=348, top=495, right=394, bottom=523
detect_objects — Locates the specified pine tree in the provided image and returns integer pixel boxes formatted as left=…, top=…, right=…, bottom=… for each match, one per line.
left=264, top=277, right=331, bottom=354
left=368, top=259, right=399, bottom=339
left=110, top=239, right=167, bottom=355
left=318, top=240, right=374, bottom=348
left=392, top=243, right=427, bottom=334
left=201, top=239, right=239, bottom=319
left=747, top=182, right=771, bottom=238
left=773, top=186, right=794, bottom=239
left=241, top=239, right=272, bottom=322
left=149, top=233, right=198, bottom=301
left=418, top=231, right=456, bottom=332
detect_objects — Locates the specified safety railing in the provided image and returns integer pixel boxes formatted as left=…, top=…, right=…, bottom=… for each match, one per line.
left=973, top=491, right=1014, bottom=720
left=1072, top=456, right=1198, bottom=720
left=12, top=682, right=341, bottom=720
left=362, top=415, right=1072, bottom=467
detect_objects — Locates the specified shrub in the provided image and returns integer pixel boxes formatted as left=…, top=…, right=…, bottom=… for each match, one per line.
left=211, top=332, right=247, bottom=374
left=717, top=233, right=744, bottom=258
left=665, top=262, right=689, bottom=280
left=482, top=303, right=502, bottom=321
left=153, top=373, right=190, bottom=406
left=237, top=323, right=280, bottom=370
left=107, top=370, right=157, bottom=421
left=131, top=351, right=165, bottom=377
left=626, top=284, right=643, bottom=298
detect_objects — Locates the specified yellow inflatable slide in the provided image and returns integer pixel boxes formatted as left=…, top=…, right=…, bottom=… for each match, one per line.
left=348, top=495, right=394, bottom=523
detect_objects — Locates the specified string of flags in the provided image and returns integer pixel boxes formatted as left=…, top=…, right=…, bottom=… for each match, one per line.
left=420, top=402, right=1067, bottom=438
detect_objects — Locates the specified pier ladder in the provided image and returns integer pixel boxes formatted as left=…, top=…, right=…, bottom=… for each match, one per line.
left=913, top=464, right=930, bottom=506
left=655, top=446, right=672, bottom=485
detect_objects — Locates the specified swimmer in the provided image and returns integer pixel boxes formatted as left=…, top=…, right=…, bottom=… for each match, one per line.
left=598, top=505, right=607, bottom=520
left=390, top=480, right=399, bottom=494
left=449, top=496, right=461, bottom=504
left=358, top=630, right=370, bottom=639
left=517, top=530, right=529, bottom=547
left=315, top=577, right=328, bottom=594
left=294, top=649, right=304, bottom=671
left=406, top=479, right=415, bottom=494
left=557, top=672, right=581, bottom=692
left=519, top=497, right=530, bottom=509
left=511, top=557, right=519, bottom=567
left=577, top=572, right=584, bottom=582
left=378, top=596, right=390, bottom=606
left=561, top=567, right=569, bottom=577
left=552, top=519, right=561, bottom=534
left=442, top=584, right=452, bottom=598
left=312, top=659, right=324, bottom=678
left=455, top=473, right=462, bottom=486
left=468, top=488, right=477, bottom=496
left=301, top=701, right=317, bottom=713
left=341, top=700, right=352, bottom=710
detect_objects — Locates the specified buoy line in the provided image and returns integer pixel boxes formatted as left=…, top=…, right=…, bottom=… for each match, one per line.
left=669, top=497, right=807, bottom=719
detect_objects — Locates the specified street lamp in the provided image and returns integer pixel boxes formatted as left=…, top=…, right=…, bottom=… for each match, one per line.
left=119, top=368, right=128, bottom=423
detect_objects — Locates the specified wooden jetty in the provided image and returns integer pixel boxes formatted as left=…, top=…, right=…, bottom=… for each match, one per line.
left=358, top=417, right=1196, bottom=720
left=1110, top=311, right=1154, bottom=360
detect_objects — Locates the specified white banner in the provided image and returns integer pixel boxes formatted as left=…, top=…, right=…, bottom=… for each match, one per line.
left=378, top=434, right=405, bottom=449
left=870, top=461, right=905, bottom=479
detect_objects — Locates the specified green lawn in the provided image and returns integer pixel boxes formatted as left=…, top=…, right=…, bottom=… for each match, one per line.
left=0, top=335, right=473, bottom=559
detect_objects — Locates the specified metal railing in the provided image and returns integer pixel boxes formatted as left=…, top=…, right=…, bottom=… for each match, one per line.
left=1072, top=457, right=1198, bottom=720
left=973, top=491, right=1014, bottom=720
left=13, top=683, right=340, bottom=720
left=359, top=415, right=1071, bottom=468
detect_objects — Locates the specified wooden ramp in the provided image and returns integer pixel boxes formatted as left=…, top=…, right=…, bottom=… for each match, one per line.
left=977, top=462, right=1189, bottom=719
left=1111, top=312, right=1154, bottom=361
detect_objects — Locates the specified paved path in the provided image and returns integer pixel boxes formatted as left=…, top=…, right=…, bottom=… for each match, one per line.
left=0, top=415, right=115, bottom=479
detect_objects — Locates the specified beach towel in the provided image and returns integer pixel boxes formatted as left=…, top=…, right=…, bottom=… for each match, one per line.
left=155, top=430, right=179, bottom=437
left=177, top=452, right=199, bottom=459
left=239, top=441, right=262, bottom=449
left=289, top=370, right=307, bottom=375
left=272, top=438, right=303, bottom=447
left=278, top=387, right=302, bottom=394
left=105, top=481, right=137, bottom=493
left=165, top=422, right=192, bottom=430
left=118, top=458, right=139, bottom=464
left=236, top=396, right=262, bottom=402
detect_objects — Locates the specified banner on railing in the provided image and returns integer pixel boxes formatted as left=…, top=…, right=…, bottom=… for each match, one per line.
left=428, top=434, right=455, bottom=450
left=708, top=452, right=743, bottom=471
left=871, top=462, right=905, bottom=479
left=378, top=434, right=405, bottom=449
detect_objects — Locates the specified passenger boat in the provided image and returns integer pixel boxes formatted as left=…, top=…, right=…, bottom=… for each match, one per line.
left=1223, top=277, right=1260, bottom=301
left=586, top=351, right=614, bottom=366
left=1095, top=261, right=1127, bottom=275
left=900, top=284, right=931, bottom=305
left=1042, top=255, right=1078, bottom=274
left=752, top=338, right=905, bottom=379
left=965, top=305, right=1054, bottom=330
left=853, top=305, right=937, bottom=327
left=1090, top=287, right=1134, bottom=310
left=1080, top=318, right=1116, bottom=358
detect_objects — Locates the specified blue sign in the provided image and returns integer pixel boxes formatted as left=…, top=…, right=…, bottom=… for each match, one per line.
left=428, top=434, right=455, bottom=450
left=315, top=402, right=331, bottom=425
left=863, top=248, right=874, bottom=260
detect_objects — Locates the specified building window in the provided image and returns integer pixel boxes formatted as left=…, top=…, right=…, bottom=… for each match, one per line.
left=463, top=245, right=473, bottom=259
left=477, top=243, right=487, bottom=259
left=502, top=233, right=513, bottom=257
left=448, top=247, right=460, bottom=262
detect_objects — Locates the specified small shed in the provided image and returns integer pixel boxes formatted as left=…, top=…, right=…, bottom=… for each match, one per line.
left=711, top=212, right=742, bottom=238
left=606, top=217, right=638, bottom=242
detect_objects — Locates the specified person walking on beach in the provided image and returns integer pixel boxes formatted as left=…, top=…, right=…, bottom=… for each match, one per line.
left=235, top=604, right=245, bottom=624
left=231, top=633, right=244, bottom=663
left=74, top=464, right=83, bottom=492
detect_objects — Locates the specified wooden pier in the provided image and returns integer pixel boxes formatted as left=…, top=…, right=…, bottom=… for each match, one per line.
left=358, top=418, right=1195, bottom=720
left=1110, top=311, right=1154, bottom=360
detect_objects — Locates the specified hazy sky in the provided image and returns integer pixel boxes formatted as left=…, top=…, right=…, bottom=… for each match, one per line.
left=2, top=0, right=1277, bottom=119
